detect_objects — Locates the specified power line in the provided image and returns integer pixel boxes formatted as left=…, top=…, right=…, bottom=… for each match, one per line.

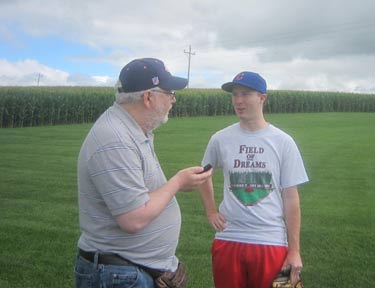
left=184, top=45, right=195, bottom=88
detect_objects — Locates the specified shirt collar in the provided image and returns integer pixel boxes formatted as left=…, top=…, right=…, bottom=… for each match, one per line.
left=111, top=102, right=153, bottom=143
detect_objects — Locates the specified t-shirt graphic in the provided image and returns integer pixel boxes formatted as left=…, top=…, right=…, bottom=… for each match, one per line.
left=229, top=170, right=273, bottom=206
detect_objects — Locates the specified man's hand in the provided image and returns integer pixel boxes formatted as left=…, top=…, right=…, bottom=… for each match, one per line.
left=207, top=212, right=226, bottom=232
left=281, top=250, right=303, bottom=286
left=172, top=166, right=212, bottom=192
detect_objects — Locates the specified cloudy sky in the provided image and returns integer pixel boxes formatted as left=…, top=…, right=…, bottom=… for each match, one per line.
left=1, top=0, right=374, bottom=93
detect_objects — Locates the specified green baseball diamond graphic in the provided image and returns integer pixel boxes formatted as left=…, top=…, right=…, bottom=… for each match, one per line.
left=229, top=171, right=273, bottom=206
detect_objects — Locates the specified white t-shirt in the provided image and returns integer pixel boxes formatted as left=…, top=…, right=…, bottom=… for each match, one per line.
left=202, top=123, right=309, bottom=246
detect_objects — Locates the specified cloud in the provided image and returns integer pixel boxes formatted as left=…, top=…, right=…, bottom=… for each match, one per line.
left=0, top=59, right=68, bottom=86
left=0, top=0, right=375, bottom=92
left=67, top=74, right=115, bottom=86
left=0, top=59, right=115, bottom=86
left=264, top=55, right=375, bottom=93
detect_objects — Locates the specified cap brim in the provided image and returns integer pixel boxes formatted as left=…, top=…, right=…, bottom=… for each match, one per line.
left=221, top=82, right=234, bottom=92
left=160, top=76, right=188, bottom=91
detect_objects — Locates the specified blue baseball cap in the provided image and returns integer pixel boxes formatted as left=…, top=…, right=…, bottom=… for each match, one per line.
left=221, top=71, right=267, bottom=94
left=118, top=58, right=188, bottom=92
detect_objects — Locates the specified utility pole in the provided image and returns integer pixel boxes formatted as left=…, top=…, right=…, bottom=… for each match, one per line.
left=184, top=45, right=195, bottom=88
left=37, top=73, right=42, bottom=86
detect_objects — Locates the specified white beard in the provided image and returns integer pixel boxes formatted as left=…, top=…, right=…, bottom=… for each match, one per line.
left=146, top=105, right=170, bottom=131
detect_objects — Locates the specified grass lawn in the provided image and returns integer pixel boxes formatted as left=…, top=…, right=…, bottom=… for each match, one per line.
left=0, top=113, right=374, bottom=287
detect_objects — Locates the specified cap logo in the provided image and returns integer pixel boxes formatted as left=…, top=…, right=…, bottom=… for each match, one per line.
left=152, top=76, right=159, bottom=85
left=235, top=73, right=244, bottom=80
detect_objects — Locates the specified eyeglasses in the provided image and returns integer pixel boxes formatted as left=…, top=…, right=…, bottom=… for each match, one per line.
left=151, top=89, right=176, bottom=99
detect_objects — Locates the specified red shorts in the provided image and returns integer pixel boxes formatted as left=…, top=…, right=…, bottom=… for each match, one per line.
left=212, top=239, right=288, bottom=288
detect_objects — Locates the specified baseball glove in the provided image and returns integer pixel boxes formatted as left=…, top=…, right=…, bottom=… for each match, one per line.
left=272, top=266, right=304, bottom=288
left=154, top=262, right=188, bottom=288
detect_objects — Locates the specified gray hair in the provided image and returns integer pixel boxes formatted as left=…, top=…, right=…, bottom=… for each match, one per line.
left=114, top=80, right=144, bottom=105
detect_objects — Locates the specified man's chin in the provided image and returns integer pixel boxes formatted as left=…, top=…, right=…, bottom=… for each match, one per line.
left=151, top=115, right=169, bottom=131
left=162, top=115, right=169, bottom=124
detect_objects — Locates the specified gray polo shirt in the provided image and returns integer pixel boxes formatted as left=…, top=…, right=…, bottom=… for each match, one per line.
left=77, top=103, right=181, bottom=271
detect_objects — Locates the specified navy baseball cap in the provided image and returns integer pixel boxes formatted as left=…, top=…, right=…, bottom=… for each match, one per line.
left=118, top=58, right=188, bottom=92
left=221, top=71, right=267, bottom=94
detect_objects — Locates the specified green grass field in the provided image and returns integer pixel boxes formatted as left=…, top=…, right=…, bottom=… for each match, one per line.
left=1, top=113, right=374, bottom=287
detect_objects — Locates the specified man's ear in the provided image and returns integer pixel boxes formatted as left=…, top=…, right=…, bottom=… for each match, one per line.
left=260, top=93, right=267, bottom=102
left=142, top=90, right=153, bottom=108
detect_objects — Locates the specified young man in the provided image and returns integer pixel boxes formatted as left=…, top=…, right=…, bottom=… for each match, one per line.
left=199, top=71, right=309, bottom=288
left=74, top=58, right=212, bottom=288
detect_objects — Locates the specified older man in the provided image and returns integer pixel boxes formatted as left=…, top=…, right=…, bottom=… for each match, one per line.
left=74, top=58, right=212, bottom=288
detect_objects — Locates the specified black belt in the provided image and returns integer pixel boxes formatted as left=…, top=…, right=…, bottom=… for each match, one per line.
left=79, top=249, right=133, bottom=266
left=78, top=249, right=163, bottom=278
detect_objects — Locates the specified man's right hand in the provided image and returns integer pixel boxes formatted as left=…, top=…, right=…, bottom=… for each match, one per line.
left=207, top=212, right=226, bottom=232
left=172, top=166, right=213, bottom=192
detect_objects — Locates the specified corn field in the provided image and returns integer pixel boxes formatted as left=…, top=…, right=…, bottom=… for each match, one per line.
left=0, top=87, right=114, bottom=128
left=1, top=87, right=374, bottom=128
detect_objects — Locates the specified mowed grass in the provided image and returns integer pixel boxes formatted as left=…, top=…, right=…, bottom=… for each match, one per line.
left=0, top=113, right=374, bottom=287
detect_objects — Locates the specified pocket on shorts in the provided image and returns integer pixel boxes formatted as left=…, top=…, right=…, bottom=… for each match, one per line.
left=211, top=239, right=227, bottom=255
